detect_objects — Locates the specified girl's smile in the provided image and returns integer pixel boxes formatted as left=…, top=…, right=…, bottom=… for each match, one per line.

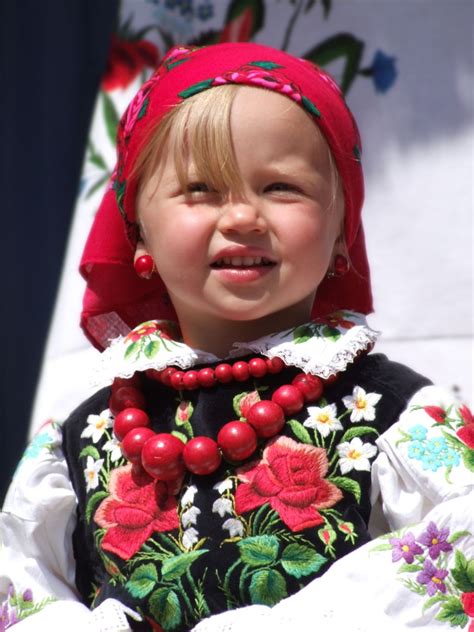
left=136, top=86, right=343, bottom=355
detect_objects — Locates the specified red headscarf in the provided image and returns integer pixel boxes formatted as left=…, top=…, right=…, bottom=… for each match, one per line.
left=80, top=42, right=372, bottom=350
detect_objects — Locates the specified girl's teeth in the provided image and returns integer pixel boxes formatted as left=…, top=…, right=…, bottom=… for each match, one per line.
left=214, top=256, right=272, bottom=267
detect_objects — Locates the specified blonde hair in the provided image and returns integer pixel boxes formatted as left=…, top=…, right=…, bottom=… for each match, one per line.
left=134, top=84, right=341, bottom=210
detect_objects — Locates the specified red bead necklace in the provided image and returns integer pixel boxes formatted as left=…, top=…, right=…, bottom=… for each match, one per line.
left=109, top=356, right=333, bottom=483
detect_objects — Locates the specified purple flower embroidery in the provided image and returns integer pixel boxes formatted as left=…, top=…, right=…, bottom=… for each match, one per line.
left=418, top=522, right=452, bottom=559
left=389, top=532, right=423, bottom=563
left=417, top=559, right=449, bottom=596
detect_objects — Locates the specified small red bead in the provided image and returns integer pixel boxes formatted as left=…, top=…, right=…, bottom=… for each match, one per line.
left=141, top=433, right=185, bottom=481
left=214, top=363, right=233, bottom=383
left=112, top=374, right=141, bottom=392
left=109, top=386, right=146, bottom=416
left=198, top=368, right=216, bottom=388
left=248, top=358, right=268, bottom=378
left=271, top=384, right=304, bottom=415
left=246, top=401, right=285, bottom=438
left=182, top=370, right=200, bottom=390
left=170, top=371, right=185, bottom=390
left=121, top=427, right=155, bottom=464
left=266, top=357, right=285, bottom=374
left=160, top=367, right=177, bottom=386
left=334, top=254, right=349, bottom=276
left=292, top=373, right=323, bottom=403
left=217, top=421, right=257, bottom=461
left=183, top=437, right=222, bottom=475
left=232, top=361, right=250, bottom=382
left=114, top=408, right=150, bottom=441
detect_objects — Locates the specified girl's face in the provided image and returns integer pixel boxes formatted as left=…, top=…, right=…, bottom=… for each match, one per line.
left=137, top=87, right=343, bottom=348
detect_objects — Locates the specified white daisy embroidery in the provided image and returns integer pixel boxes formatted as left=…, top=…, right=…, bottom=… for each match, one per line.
left=182, top=527, right=199, bottom=550
left=222, top=518, right=244, bottom=538
left=81, top=409, right=113, bottom=443
left=336, top=437, right=377, bottom=474
left=83, top=456, right=104, bottom=491
left=103, top=436, right=122, bottom=462
left=212, top=497, right=233, bottom=518
left=180, top=485, right=198, bottom=507
left=342, top=386, right=381, bottom=422
left=303, top=403, right=342, bottom=437
left=182, top=506, right=201, bottom=528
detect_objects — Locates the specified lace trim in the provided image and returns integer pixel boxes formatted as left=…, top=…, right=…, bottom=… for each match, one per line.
left=91, top=598, right=141, bottom=631
left=91, top=311, right=379, bottom=388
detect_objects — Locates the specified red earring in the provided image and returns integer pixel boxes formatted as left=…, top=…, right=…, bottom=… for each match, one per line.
left=134, top=255, right=155, bottom=279
left=328, top=254, right=349, bottom=278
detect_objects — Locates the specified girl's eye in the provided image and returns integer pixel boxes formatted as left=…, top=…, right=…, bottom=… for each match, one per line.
left=186, top=182, right=213, bottom=194
left=264, top=182, right=300, bottom=193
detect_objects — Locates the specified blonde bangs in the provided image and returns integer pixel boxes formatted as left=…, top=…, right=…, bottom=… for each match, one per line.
left=134, top=84, right=244, bottom=195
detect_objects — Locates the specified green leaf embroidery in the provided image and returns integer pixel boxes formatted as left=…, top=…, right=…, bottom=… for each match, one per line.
left=462, top=447, right=474, bottom=472
left=329, top=476, right=361, bottom=503
left=370, top=542, right=393, bottom=552
left=171, top=430, right=188, bottom=444
left=79, top=445, right=101, bottom=460
left=178, top=79, right=214, bottom=99
left=435, top=596, right=468, bottom=627
left=292, top=324, right=314, bottom=344
left=451, top=550, right=474, bottom=592
left=249, top=569, right=287, bottom=606
left=126, top=563, right=158, bottom=599
left=149, top=588, right=181, bottom=630
left=340, top=426, right=379, bottom=442
left=397, top=562, right=423, bottom=574
left=85, top=491, right=109, bottom=523
left=287, top=419, right=312, bottom=444
left=280, top=543, right=327, bottom=578
left=238, top=535, right=279, bottom=567
left=124, top=341, right=140, bottom=360
left=248, top=61, right=283, bottom=70
left=161, top=550, right=208, bottom=581
left=102, top=92, right=120, bottom=145
left=422, top=593, right=448, bottom=613
left=448, top=530, right=471, bottom=545
left=144, top=340, right=160, bottom=359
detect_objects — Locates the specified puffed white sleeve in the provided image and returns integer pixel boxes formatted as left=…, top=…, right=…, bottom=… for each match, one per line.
left=192, top=385, right=474, bottom=632
left=0, top=421, right=140, bottom=631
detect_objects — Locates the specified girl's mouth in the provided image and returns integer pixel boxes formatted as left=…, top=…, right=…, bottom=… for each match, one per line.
left=210, top=256, right=275, bottom=268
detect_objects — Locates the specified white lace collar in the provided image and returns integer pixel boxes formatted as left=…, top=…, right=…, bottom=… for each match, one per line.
left=92, top=311, right=379, bottom=388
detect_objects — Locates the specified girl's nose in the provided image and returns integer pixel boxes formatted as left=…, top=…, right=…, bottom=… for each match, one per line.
left=217, top=196, right=267, bottom=234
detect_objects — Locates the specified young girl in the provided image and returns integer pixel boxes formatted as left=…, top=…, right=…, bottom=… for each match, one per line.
left=1, top=43, right=472, bottom=632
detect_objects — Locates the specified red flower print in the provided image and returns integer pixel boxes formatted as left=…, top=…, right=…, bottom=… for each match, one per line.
left=94, top=465, right=179, bottom=560
left=461, top=592, right=474, bottom=617
left=459, top=404, right=474, bottom=425
left=235, top=436, right=342, bottom=532
left=125, top=322, right=160, bottom=343
left=423, top=406, right=447, bottom=423
left=102, top=35, right=160, bottom=92
left=457, top=425, right=474, bottom=449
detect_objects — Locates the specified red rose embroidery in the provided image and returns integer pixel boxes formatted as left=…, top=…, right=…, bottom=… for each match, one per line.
left=94, top=465, right=179, bottom=560
left=457, top=425, right=474, bottom=449
left=459, top=404, right=474, bottom=426
left=461, top=592, right=474, bottom=617
left=423, top=405, right=447, bottom=423
left=235, top=436, right=343, bottom=532
left=102, top=35, right=159, bottom=92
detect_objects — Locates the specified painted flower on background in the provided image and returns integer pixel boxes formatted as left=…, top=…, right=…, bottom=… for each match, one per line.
left=84, top=456, right=104, bottom=491
left=235, top=436, right=342, bottom=532
left=417, top=558, right=449, bottom=596
left=418, top=522, right=452, bottom=560
left=389, top=532, right=423, bottom=563
left=303, top=403, right=342, bottom=437
left=94, top=465, right=179, bottom=560
left=81, top=409, right=113, bottom=443
left=102, top=35, right=159, bottom=92
left=365, top=50, right=398, bottom=94
left=342, top=386, right=381, bottom=422
left=336, top=437, right=377, bottom=474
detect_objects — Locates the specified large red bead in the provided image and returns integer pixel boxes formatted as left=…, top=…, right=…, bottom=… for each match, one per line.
left=232, top=361, right=250, bottom=382
left=266, top=357, right=285, bottom=374
left=160, top=367, right=177, bottom=386
left=292, top=373, right=323, bottom=403
left=109, top=386, right=146, bottom=416
left=271, top=385, right=304, bottom=414
left=182, top=370, right=199, bottom=390
left=121, top=427, right=155, bottom=464
left=198, top=368, right=216, bottom=388
left=183, top=437, right=222, bottom=475
left=114, top=408, right=150, bottom=441
left=215, top=363, right=233, bottom=383
left=217, top=421, right=257, bottom=461
left=248, top=358, right=268, bottom=378
left=246, top=401, right=285, bottom=438
left=141, top=434, right=185, bottom=481
left=170, top=371, right=185, bottom=390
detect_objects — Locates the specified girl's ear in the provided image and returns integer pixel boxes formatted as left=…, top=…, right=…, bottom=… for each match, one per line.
left=134, top=240, right=149, bottom=263
left=134, top=241, right=156, bottom=279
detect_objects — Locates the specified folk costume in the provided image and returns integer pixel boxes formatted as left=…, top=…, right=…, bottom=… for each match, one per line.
left=1, top=44, right=473, bottom=632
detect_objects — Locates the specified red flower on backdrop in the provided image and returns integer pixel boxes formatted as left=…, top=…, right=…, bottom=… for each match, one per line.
left=423, top=405, right=447, bottom=424
left=461, top=592, right=474, bottom=617
left=219, top=9, right=253, bottom=43
left=235, top=436, right=342, bottom=532
left=94, top=465, right=179, bottom=560
left=102, top=35, right=160, bottom=92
